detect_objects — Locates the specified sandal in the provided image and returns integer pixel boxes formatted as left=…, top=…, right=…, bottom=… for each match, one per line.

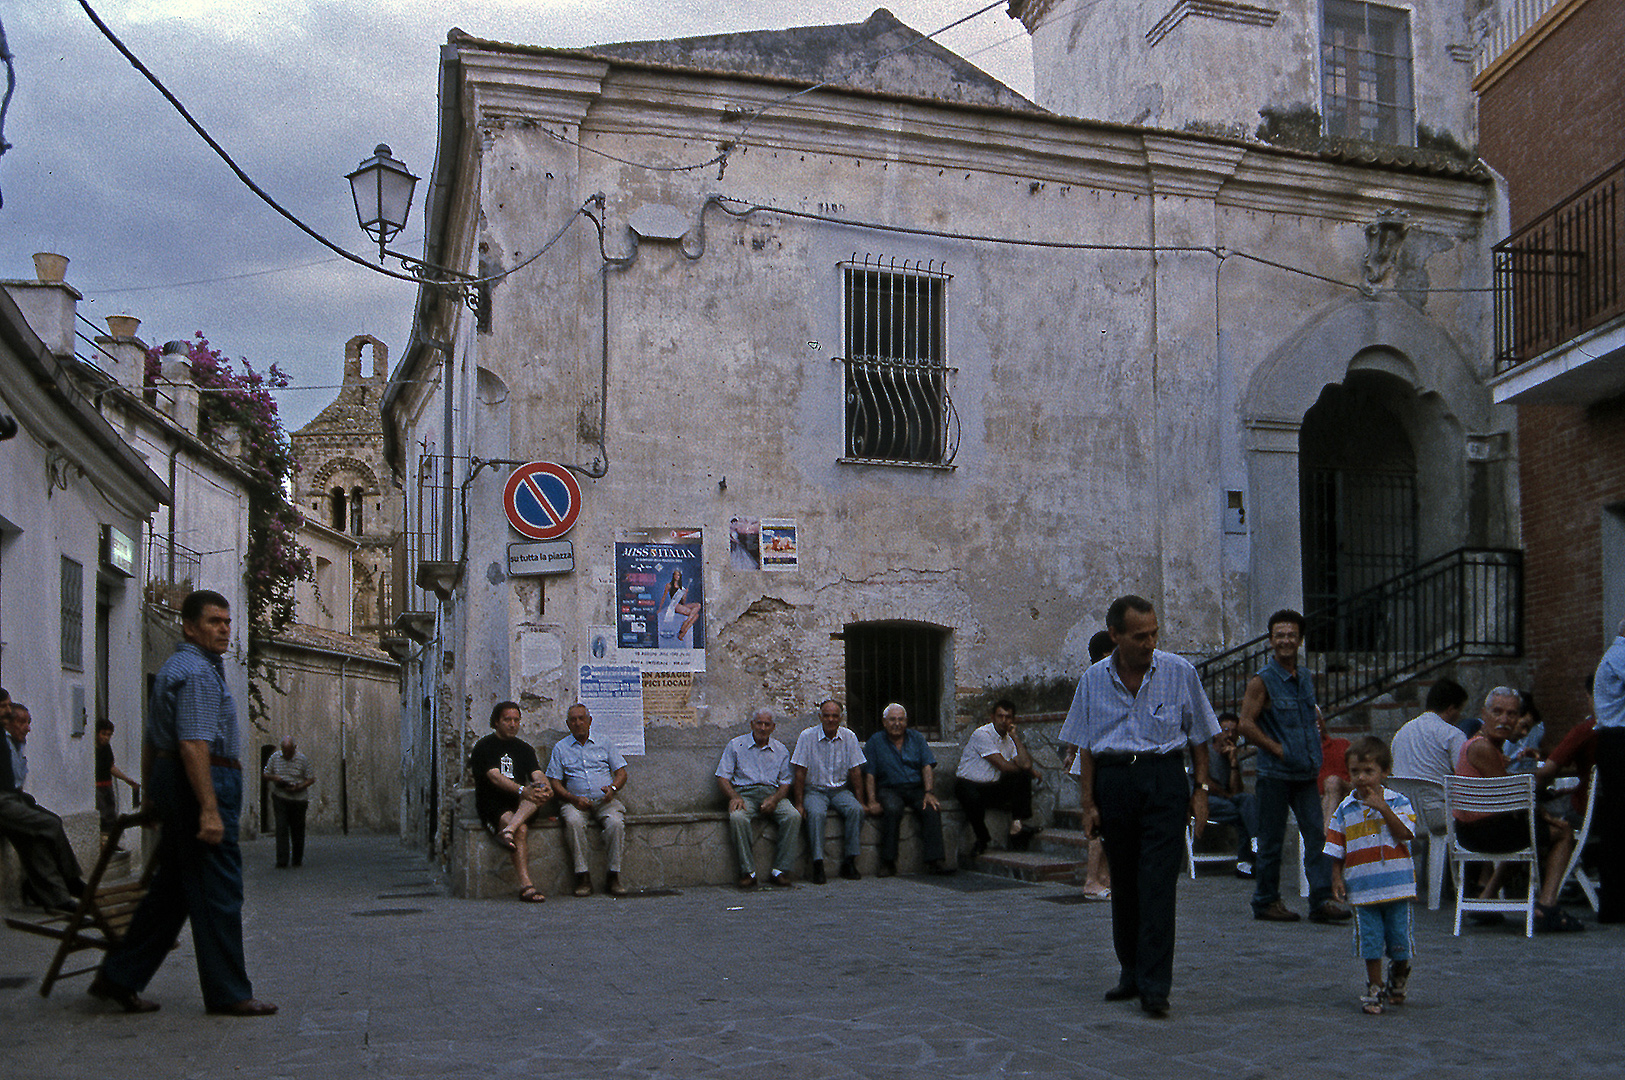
left=517, top=886, right=546, bottom=903
left=497, top=827, right=517, bottom=851
left=1360, top=983, right=1386, bottom=1015
left=1083, top=889, right=1111, bottom=901
left=1536, top=904, right=1584, bottom=933
left=1385, top=961, right=1410, bottom=1006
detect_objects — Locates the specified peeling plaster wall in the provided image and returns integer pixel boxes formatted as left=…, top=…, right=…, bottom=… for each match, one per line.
left=390, top=42, right=1505, bottom=825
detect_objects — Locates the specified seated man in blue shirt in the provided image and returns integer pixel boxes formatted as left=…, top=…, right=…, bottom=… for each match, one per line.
left=716, top=707, right=800, bottom=888
left=862, top=703, right=952, bottom=876
left=546, top=703, right=629, bottom=897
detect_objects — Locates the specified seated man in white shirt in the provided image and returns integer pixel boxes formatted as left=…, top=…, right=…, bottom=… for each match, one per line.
left=953, top=699, right=1044, bottom=856
left=790, top=699, right=867, bottom=884
left=1390, top=677, right=1469, bottom=833
left=545, top=703, right=630, bottom=897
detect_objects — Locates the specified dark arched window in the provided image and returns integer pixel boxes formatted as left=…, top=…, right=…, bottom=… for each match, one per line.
left=350, top=487, right=365, bottom=535
left=330, top=487, right=347, bottom=532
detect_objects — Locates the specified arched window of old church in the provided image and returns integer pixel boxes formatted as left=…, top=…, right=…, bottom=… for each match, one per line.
left=329, top=486, right=347, bottom=532
left=350, top=486, right=365, bottom=536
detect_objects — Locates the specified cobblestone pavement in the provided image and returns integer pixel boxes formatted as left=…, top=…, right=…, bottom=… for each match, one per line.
left=2, top=834, right=1615, bottom=1078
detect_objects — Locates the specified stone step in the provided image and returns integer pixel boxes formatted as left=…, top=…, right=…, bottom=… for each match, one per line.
left=971, top=849, right=1084, bottom=883
left=1053, top=806, right=1086, bottom=829
left=1034, top=827, right=1090, bottom=851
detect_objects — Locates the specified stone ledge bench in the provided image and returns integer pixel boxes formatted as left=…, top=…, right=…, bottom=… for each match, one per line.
left=449, top=788, right=982, bottom=899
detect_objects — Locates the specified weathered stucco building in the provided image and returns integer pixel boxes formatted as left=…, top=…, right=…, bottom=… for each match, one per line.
left=382, top=10, right=1514, bottom=888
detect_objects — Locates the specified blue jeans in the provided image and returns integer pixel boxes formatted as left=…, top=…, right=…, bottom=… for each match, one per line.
left=802, top=786, right=864, bottom=861
left=101, top=758, right=253, bottom=1009
left=1205, top=792, right=1258, bottom=862
left=1251, top=774, right=1333, bottom=911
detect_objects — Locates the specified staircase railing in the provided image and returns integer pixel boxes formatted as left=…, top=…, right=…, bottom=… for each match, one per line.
left=1197, top=548, right=1523, bottom=719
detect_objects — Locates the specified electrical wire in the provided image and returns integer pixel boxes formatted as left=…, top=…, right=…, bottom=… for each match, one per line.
left=81, top=256, right=349, bottom=294
left=74, top=0, right=578, bottom=291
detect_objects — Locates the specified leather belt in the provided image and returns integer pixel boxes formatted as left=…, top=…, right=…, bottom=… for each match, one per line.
left=1092, top=750, right=1182, bottom=767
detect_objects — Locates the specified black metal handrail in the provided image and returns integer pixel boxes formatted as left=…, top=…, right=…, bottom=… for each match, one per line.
left=1494, top=158, right=1623, bottom=372
left=1197, top=547, right=1522, bottom=719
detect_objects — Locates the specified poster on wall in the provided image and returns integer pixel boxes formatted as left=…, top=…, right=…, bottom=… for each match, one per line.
left=760, top=518, right=798, bottom=571
left=578, top=664, right=645, bottom=756
left=727, top=516, right=761, bottom=569
left=615, top=528, right=705, bottom=672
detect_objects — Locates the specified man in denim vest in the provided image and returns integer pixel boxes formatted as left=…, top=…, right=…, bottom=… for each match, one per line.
left=1236, top=609, right=1350, bottom=924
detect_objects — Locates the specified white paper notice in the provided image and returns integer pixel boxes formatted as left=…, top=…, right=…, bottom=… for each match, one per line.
left=577, top=664, right=645, bottom=756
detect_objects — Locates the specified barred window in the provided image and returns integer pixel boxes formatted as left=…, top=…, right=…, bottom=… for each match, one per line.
left=61, top=555, right=84, bottom=670
left=843, top=621, right=948, bottom=739
left=841, top=260, right=957, bottom=467
left=1321, top=0, right=1414, bottom=146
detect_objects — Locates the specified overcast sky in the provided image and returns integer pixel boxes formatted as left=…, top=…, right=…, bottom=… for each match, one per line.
left=1, top=1, right=1035, bottom=431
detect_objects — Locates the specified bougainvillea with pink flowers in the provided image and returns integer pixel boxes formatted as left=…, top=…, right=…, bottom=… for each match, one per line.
left=146, top=334, right=311, bottom=719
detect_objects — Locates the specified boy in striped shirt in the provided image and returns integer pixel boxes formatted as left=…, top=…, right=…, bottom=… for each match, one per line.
left=1325, top=736, right=1417, bottom=1015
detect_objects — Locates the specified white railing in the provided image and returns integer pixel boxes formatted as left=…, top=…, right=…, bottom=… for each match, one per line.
left=1475, top=0, right=1563, bottom=77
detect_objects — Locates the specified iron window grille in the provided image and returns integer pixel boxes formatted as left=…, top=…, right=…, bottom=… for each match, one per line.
left=61, top=555, right=84, bottom=670
left=843, top=621, right=948, bottom=739
left=840, top=258, right=958, bottom=467
left=1321, top=0, right=1414, bottom=146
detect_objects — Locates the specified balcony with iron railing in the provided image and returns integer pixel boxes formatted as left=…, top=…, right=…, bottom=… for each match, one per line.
left=1491, top=158, right=1625, bottom=406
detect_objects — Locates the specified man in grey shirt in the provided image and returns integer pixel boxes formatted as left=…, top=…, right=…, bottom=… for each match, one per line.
left=716, top=708, right=800, bottom=888
left=1390, top=677, right=1469, bottom=832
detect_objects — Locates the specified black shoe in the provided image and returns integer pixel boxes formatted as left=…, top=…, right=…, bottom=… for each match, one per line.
left=768, top=873, right=794, bottom=888
left=1103, top=983, right=1140, bottom=1002
left=811, top=860, right=827, bottom=885
left=840, top=857, right=861, bottom=880
left=971, top=839, right=988, bottom=858
left=926, top=859, right=955, bottom=875
left=1140, top=998, right=1170, bottom=1018
left=88, top=976, right=160, bottom=1014
left=877, top=860, right=897, bottom=877
left=1308, top=901, right=1352, bottom=924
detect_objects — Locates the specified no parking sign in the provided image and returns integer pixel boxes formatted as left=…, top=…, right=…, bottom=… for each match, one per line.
left=503, top=461, right=582, bottom=540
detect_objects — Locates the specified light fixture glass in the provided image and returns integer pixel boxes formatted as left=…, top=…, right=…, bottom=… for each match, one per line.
left=346, top=143, right=420, bottom=257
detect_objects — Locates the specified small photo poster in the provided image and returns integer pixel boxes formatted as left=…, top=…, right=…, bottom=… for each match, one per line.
left=760, top=519, right=798, bottom=571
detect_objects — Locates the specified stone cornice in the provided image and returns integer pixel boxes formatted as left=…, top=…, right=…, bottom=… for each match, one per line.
left=1146, top=0, right=1281, bottom=47
left=1142, top=134, right=1246, bottom=198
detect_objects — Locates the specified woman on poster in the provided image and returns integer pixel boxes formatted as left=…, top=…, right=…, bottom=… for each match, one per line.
left=658, top=567, right=703, bottom=647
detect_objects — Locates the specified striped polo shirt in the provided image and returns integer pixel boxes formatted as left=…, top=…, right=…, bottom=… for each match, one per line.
left=1324, top=788, right=1418, bottom=905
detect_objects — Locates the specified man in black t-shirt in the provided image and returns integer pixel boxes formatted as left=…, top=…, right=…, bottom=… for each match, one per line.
left=94, top=719, right=140, bottom=838
left=470, top=701, right=551, bottom=901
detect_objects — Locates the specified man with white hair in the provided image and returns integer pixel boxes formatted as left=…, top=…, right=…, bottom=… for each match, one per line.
left=862, top=703, right=952, bottom=875
left=791, top=699, right=867, bottom=883
left=262, top=735, right=315, bottom=868
left=716, top=708, right=800, bottom=888
left=1593, top=620, right=1625, bottom=923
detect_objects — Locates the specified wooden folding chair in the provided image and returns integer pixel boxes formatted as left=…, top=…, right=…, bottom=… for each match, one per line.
left=3, top=813, right=157, bottom=996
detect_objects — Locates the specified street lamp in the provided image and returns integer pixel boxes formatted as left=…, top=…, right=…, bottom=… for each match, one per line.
left=346, top=144, right=419, bottom=262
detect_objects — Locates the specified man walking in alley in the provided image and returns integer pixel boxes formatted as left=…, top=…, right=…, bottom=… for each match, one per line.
left=263, top=735, right=315, bottom=868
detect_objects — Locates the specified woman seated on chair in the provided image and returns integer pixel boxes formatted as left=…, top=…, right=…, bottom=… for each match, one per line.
left=1455, top=686, right=1582, bottom=932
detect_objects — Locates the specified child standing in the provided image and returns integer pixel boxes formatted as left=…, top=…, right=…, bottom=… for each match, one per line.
left=1324, top=735, right=1417, bottom=1015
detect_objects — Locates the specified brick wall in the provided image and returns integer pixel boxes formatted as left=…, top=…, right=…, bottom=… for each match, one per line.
left=1518, top=398, right=1625, bottom=736
left=1478, top=0, right=1625, bottom=229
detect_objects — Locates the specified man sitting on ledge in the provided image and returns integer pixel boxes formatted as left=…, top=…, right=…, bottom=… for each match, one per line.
left=547, top=703, right=629, bottom=897
left=953, top=699, right=1044, bottom=857
left=470, top=701, right=550, bottom=903
left=0, top=694, right=87, bottom=913
left=716, top=708, right=800, bottom=889
left=862, top=703, right=953, bottom=876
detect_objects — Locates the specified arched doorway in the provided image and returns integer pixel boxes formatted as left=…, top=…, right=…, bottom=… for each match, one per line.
left=1299, top=370, right=1418, bottom=650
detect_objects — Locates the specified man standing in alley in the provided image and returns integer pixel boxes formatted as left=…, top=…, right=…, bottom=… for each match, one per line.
left=92, top=590, right=276, bottom=1016
left=1593, top=620, right=1625, bottom=924
left=1059, top=595, right=1220, bottom=1018
left=262, top=735, right=315, bottom=868
left=1236, top=609, right=1349, bottom=925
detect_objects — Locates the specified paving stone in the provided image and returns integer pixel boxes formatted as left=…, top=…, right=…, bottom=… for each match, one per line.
left=1, top=834, right=1618, bottom=1078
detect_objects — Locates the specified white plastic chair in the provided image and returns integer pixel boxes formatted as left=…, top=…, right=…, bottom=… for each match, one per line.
left=1445, top=774, right=1538, bottom=938
left=1185, top=817, right=1235, bottom=878
left=1554, top=766, right=1600, bottom=911
left=1387, top=777, right=1447, bottom=911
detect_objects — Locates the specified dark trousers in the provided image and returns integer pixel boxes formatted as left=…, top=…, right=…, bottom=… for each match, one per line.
left=100, top=758, right=253, bottom=1010
left=1095, top=754, right=1187, bottom=1002
left=1597, top=728, right=1625, bottom=921
left=875, top=784, right=945, bottom=864
left=1252, top=774, right=1334, bottom=911
left=271, top=796, right=308, bottom=867
left=0, top=790, right=84, bottom=907
left=1205, top=792, right=1259, bottom=861
left=953, top=773, right=1034, bottom=846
